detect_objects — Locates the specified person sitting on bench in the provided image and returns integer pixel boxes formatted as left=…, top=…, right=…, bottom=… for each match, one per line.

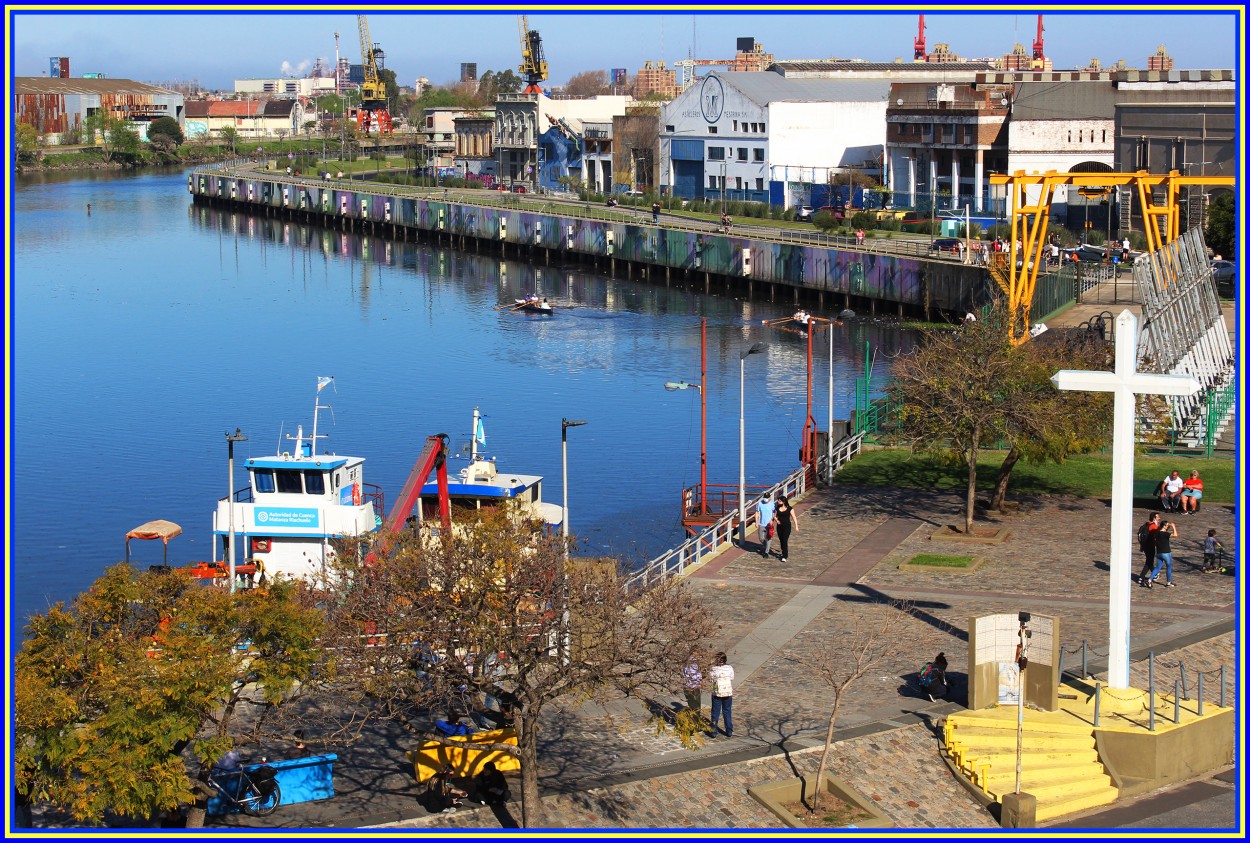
left=1159, top=470, right=1185, bottom=512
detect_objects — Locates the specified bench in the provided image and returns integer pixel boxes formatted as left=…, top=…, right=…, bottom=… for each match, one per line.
left=407, top=728, right=519, bottom=785
left=1133, top=479, right=1200, bottom=512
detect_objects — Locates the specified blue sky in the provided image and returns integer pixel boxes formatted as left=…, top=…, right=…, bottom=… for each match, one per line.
left=10, top=9, right=1239, bottom=91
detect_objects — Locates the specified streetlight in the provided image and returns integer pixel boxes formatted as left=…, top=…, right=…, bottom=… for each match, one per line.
left=664, top=318, right=708, bottom=516
left=738, top=343, right=767, bottom=546
left=560, top=418, right=587, bottom=668
left=225, top=428, right=248, bottom=593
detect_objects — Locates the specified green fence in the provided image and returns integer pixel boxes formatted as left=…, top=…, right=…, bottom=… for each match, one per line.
left=1031, top=264, right=1077, bottom=323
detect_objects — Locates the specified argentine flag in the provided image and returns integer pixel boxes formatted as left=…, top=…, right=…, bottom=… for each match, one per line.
left=317, top=376, right=334, bottom=392
left=474, top=416, right=487, bottom=446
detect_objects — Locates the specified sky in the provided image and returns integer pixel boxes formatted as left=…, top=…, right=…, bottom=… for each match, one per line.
left=9, top=8, right=1241, bottom=92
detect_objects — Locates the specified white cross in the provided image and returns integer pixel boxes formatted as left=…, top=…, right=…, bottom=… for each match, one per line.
left=1052, top=310, right=1199, bottom=689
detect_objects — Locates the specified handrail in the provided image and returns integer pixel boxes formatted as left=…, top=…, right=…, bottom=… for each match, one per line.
left=625, top=433, right=864, bottom=592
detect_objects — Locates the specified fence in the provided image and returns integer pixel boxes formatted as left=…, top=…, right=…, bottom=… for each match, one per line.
left=625, top=433, right=864, bottom=592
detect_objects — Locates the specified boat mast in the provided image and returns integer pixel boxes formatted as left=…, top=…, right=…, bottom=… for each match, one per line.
left=471, top=406, right=481, bottom=462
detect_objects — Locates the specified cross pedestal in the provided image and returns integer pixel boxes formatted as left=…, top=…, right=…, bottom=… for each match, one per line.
left=1051, top=310, right=1199, bottom=689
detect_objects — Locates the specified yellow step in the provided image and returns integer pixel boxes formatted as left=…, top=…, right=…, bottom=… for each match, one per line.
left=948, top=714, right=1096, bottom=736
left=948, top=729, right=1094, bottom=751
left=954, top=748, right=1100, bottom=772
left=1035, top=785, right=1119, bottom=823
left=983, top=767, right=1112, bottom=794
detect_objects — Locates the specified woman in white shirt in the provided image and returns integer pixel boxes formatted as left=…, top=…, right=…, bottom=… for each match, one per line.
left=708, top=651, right=735, bottom=738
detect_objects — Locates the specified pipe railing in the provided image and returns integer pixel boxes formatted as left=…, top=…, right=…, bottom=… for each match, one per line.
left=625, top=433, right=863, bottom=592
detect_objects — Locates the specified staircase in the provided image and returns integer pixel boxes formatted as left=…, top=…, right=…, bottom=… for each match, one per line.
left=987, top=252, right=1012, bottom=297
left=943, top=709, right=1118, bottom=823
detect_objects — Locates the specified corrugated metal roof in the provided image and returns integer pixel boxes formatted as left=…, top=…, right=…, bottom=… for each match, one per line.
left=263, top=100, right=295, bottom=117
left=12, top=77, right=177, bottom=96
left=716, top=72, right=891, bottom=106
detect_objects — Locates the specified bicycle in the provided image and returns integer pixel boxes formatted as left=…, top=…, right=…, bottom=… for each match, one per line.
left=208, top=764, right=281, bottom=816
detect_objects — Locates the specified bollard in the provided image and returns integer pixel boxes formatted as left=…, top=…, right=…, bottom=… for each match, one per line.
left=1057, top=644, right=1064, bottom=680
left=1081, top=640, right=1088, bottom=679
left=1197, top=673, right=1204, bottom=716
left=1093, top=682, right=1101, bottom=727
left=1148, top=652, right=1156, bottom=732
left=1219, top=664, right=1226, bottom=708
left=1179, top=663, right=1189, bottom=699
left=1173, top=680, right=1181, bottom=724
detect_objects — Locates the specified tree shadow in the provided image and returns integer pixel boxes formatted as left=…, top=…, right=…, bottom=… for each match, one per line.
left=840, top=583, right=969, bottom=643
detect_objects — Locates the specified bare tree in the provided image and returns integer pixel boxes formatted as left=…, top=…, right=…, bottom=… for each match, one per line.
left=308, top=505, right=717, bottom=827
left=794, top=600, right=917, bottom=815
left=563, top=70, right=610, bottom=97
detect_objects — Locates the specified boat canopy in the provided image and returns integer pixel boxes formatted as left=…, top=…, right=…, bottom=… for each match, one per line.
left=125, top=519, right=183, bottom=566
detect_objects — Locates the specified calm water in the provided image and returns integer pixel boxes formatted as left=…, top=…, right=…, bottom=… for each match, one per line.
left=10, top=167, right=916, bottom=637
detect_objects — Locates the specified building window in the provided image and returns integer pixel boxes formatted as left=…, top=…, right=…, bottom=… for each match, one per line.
left=755, top=178, right=764, bottom=190
left=759, top=123, right=765, bottom=133
left=708, top=125, right=718, bottom=134
left=665, top=124, right=675, bottom=132
left=737, top=148, right=747, bottom=161
left=1102, top=129, right=1106, bottom=143
left=732, top=120, right=738, bottom=131
left=753, top=148, right=764, bottom=162
left=735, top=176, right=743, bottom=189
left=708, top=147, right=725, bottom=161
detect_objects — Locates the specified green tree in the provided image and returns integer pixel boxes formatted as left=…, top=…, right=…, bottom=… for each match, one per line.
left=16, top=122, right=43, bottom=163
left=148, top=116, right=184, bottom=147
left=314, top=506, right=717, bottom=828
left=15, top=565, right=327, bottom=827
left=216, top=125, right=240, bottom=154
left=377, top=67, right=402, bottom=107
left=1204, top=192, right=1235, bottom=258
left=102, top=118, right=142, bottom=164
left=477, top=68, right=523, bottom=100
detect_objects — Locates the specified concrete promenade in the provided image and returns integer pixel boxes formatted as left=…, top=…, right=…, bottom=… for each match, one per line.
left=225, top=478, right=1236, bottom=831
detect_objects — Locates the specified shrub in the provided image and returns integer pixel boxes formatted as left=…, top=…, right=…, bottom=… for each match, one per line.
left=812, top=210, right=838, bottom=231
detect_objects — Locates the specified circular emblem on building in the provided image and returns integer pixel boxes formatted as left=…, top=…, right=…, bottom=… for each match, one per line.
left=257, top=511, right=269, bottom=523
left=700, top=75, right=725, bottom=123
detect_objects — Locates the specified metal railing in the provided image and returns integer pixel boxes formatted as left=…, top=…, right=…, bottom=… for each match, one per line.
left=625, top=433, right=864, bottom=592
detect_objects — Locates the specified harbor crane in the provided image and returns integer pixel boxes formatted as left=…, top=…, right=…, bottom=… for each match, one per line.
left=518, top=15, right=549, bottom=94
left=356, top=14, right=392, bottom=135
left=913, top=14, right=926, bottom=61
left=1032, top=14, right=1046, bottom=63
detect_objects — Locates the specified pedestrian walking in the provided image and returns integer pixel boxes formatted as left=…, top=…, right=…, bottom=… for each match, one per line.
left=756, top=493, right=776, bottom=557
left=707, top=652, right=734, bottom=738
left=775, top=494, right=798, bottom=564
left=1137, top=513, right=1160, bottom=586
left=652, top=202, right=661, bottom=224
left=1148, top=520, right=1178, bottom=588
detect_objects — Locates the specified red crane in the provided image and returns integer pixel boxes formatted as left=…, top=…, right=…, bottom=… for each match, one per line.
left=914, top=14, right=927, bottom=61
left=1032, top=14, right=1045, bottom=62
left=381, top=434, right=451, bottom=535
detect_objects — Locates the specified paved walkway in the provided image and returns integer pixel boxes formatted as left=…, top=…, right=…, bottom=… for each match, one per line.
left=212, top=479, right=1236, bottom=831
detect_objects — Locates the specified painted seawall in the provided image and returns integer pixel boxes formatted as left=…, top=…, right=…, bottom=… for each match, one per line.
left=188, top=170, right=991, bottom=318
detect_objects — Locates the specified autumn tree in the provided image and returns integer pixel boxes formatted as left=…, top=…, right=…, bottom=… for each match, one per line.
left=1205, top=192, right=1235, bottom=259
left=312, top=506, right=717, bottom=828
left=563, top=69, right=610, bottom=97
left=16, top=122, right=44, bottom=163
left=15, top=565, right=328, bottom=827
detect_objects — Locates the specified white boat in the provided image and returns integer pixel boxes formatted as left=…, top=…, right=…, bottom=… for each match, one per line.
left=415, top=408, right=564, bottom=529
left=213, top=377, right=383, bottom=584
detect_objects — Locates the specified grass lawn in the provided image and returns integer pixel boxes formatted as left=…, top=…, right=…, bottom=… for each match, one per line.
left=907, top=554, right=973, bottom=568
left=835, top=448, right=1235, bottom=503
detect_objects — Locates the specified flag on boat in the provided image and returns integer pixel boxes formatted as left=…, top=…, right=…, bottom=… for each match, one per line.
left=317, top=376, right=334, bottom=392
left=474, top=416, right=487, bottom=446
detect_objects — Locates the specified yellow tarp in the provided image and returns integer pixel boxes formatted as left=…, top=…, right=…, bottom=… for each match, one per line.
left=407, top=728, right=519, bottom=784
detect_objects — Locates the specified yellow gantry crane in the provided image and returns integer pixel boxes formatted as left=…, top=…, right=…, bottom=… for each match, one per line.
left=988, top=170, right=1235, bottom=343
left=517, top=16, right=548, bottom=94
left=355, top=14, right=392, bottom=135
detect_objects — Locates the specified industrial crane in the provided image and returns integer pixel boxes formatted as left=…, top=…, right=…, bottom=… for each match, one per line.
left=913, top=14, right=926, bottom=61
left=517, top=15, right=548, bottom=94
left=356, top=14, right=392, bottom=135
left=1032, top=14, right=1046, bottom=63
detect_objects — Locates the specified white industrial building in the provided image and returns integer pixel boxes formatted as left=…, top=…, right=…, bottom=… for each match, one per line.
left=234, top=76, right=337, bottom=97
left=658, top=72, right=891, bottom=208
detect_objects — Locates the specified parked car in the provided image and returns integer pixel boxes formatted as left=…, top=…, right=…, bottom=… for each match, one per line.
left=815, top=206, right=848, bottom=221
left=1211, top=259, right=1235, bottom=286
left=510, top=184, right=527, bottom=194
left=793, top=205, right=814, bottom=222
left=928, top=238, right=960, bottom=255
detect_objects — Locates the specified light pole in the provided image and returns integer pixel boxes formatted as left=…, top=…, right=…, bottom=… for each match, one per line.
left=1015, top=612, right=1032, bottom=796
left=664, top=319, right=708, bottom=515
left=738, top=343, right=767, bottom=546
left=827, top=323, right=835, bottom=483
left=225, top=428, right=248, bottom=593
left=560, top=418, right=587, bottom=667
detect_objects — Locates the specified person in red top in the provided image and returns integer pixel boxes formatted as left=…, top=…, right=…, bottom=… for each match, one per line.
left=1180, top=470, right=1204, bottom=513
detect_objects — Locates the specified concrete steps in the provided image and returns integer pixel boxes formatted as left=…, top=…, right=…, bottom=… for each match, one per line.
left=944, top=711, right=1118, bottom=823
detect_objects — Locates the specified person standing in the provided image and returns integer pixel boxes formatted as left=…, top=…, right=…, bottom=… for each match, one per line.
left=707, top=652, right=734, bottom=738
left=756, top=493, right=776, bottom=557
left=1148, top=520, right=1178, bottom=588
left=1202, top=529, right=1225, bottom=573
left=682, top=655, right=704, bottom=715
left=652, top=202, right=661, bottom=224
left=775, top=494, right=798, bottom=564
left=1137, top=513, right=1160, bottom=587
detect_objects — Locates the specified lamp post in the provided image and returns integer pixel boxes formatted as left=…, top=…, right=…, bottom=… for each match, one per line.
left=827, top=322, right=835, bottom=483
left=560, top=418, right=587, bottom=667
left=225, top=428, right=248, bottom=593
left=738, top=343, right=767, bottom=546
left=664, top=318, right=708, bottom=516
left=1015, top=612, right=1032, bottom=796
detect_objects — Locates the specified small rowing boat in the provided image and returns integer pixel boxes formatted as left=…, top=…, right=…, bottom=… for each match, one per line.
left=511, top=296, right=555, bottom=314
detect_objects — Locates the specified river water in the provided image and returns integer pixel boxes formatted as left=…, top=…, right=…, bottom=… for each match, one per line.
left=10, top=167, right=916, bottom=638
